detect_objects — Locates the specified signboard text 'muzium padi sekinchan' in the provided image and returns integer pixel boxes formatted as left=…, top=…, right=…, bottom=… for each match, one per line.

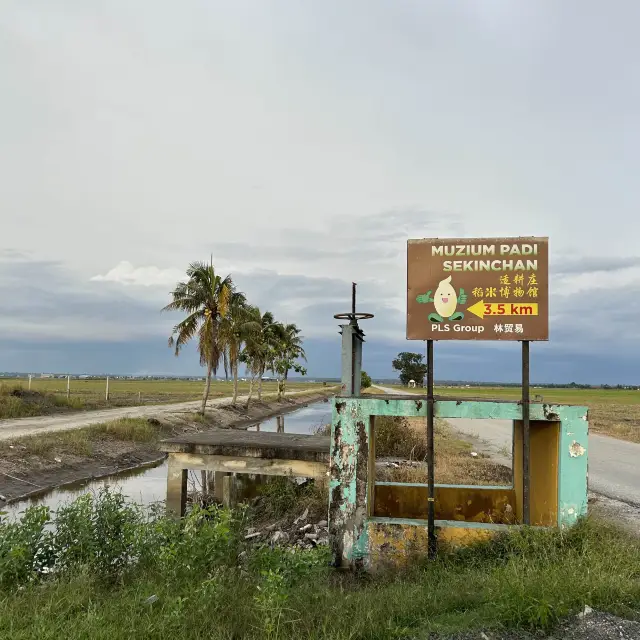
left=407, top=237, right=549, bottom=341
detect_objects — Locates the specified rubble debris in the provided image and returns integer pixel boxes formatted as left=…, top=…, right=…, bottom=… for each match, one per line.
left=293, top=507, right=309, bottom=526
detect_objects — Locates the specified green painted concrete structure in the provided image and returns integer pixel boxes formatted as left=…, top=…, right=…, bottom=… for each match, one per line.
left=327, top=393, right=589, bottom=569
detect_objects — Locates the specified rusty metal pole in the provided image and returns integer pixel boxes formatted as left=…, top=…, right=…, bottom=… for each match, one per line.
left=426, top=339, right=436, bottom=558
left=351, top=282, right=356, bottom=396
left=522, top=340, right=531, bottom=525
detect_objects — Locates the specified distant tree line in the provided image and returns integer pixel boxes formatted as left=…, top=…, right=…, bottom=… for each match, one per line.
left=163, top=260, right=306, bottom=414
left=390, top=352, right=638, bottom=390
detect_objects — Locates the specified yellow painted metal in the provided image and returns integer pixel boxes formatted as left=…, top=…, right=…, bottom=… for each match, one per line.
left=366, top=520, right=499, bottom=567
left=437, top=525, right=497, bottom=549
left=374, top=484, right=516, bottom=523
left=513, top=420, right=559, bottom=526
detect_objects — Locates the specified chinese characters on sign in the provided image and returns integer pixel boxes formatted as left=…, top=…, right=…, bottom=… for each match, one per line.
left=407, top=237, right=549, bottom=341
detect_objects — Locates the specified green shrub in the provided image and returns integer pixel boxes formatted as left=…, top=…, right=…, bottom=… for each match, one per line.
left=0, top=488, right=242, bottom=589
left=0, top=505, right=54, bottom=588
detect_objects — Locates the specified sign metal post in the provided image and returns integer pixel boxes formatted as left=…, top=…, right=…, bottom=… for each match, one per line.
left=407, top=237, right=548, bottom=537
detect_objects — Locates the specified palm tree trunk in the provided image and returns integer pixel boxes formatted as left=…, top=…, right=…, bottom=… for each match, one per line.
left=223, top=350, right=229, bottom=381
left=201, top=365, right=212, bottom=414
left=232, top=360, right=239, bottom=405
left=283, top=368, right=289, bottom=398
left=258, top=368, right=264, bottom=401
left=246, top=375, right=255, bottom=409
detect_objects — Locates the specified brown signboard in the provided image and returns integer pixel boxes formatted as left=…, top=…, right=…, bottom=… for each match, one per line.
left=407, top=237, right=548, bottom=341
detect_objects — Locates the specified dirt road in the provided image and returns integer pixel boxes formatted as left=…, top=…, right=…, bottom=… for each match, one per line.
left=0, top=389, right=330, bottom=442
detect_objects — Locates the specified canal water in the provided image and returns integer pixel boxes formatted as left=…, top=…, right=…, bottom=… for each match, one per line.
left=247, top=399, right=331, bottom=434
left=3, top=400, right=332, bottom=520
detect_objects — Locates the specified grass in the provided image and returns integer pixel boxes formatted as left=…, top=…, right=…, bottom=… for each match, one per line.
left=0, top=418, right=169, bottom=460
left=0, top=386, right=85, bottom=420
left=0, top=488, right=639, bottom=639
left=385, top=383, right=640, bottom=443
left=386, top=384, right=640, bottom=405
left=374, top=415, right=512, bottom=486
left=0, top=379, right=327, bottom=420
left=374, top=415, right=429, bottom=459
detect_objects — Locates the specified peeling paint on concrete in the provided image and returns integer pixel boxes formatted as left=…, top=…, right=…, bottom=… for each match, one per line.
left=329, top=395, right=589, bottom=569
left=569, top=441, right=586, bottom=457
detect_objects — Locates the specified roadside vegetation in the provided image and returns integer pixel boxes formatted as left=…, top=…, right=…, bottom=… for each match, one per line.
left=0, top=385, right=84, bottom=420
left=372, top=415, right=512, bottom=486
left=1, top=488, right=639, bottom=639
left=0, top=379, right=322, bottom=421
left=163, top=259, right=307, bottom=413
left=0, top=417, right=169, bottom=460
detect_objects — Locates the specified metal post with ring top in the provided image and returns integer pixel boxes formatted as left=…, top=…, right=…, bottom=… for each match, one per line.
left=333, top=283, right=373, bottom=397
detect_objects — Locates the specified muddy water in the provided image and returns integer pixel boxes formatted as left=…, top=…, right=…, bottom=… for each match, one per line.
left=4, top=400, right=332, bottom=520
left=247, top=399, right=331, bottom=434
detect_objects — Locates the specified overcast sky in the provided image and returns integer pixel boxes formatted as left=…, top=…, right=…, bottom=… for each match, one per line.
left=2, top=1, right=640, bottom=383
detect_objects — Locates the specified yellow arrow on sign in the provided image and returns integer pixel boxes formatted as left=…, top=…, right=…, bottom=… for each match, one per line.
left=467, top=300, right=539, bottom=319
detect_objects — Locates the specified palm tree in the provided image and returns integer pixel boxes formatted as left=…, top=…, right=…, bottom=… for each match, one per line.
left=223, top=351, right=230, bottom=381
left=241, top=308, right=279, bottom=407
left=162, top=260, right=234, bottom=414
left=239, top=305, right=262, bottom=409
left=273, top=322, right=307, bottom=400
left=281, top=322, right=306, bottom=375
left=219, top=293, right=259, bottom=405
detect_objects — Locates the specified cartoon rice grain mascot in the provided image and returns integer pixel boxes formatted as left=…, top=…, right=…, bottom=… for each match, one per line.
left=416, top=276, right=467, bottom=322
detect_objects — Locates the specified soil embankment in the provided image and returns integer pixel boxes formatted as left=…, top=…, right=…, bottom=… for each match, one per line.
left=0, top=392, right=333, bottom=505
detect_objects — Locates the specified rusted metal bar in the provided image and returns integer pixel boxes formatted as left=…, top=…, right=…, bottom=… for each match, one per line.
left=522, top=340, right=531, bottom=525
left=352, top=282, right=356, bottom=316
left=351, top=282, right=356, bottom=396
left=426, top=339, right=436, bottom=558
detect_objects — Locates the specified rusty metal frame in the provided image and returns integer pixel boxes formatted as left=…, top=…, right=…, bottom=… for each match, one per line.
left=426, top=339, right=436, bottom=558
left=522, top=340, right=531, bottom=525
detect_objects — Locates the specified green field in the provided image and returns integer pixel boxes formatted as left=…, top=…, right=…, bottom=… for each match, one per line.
left=383, top=384, right=640, bottom=443
left=387, top=384, right=640, bottom=405
left=0, top=378, right=326, bottom=420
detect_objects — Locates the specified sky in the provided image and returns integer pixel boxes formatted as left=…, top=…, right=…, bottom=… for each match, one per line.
left=2, top=1, right=640, bottom=384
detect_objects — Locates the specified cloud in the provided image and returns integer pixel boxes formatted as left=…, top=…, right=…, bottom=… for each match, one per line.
left=91, top=261, right=185, bottom=287
left=552, top=256, right=640, bottom=276
left=0, top=257, right=169, bottom=341
left=198, top=209, right=466, bottom=285
left=4, top=1, right=640, bottom=383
